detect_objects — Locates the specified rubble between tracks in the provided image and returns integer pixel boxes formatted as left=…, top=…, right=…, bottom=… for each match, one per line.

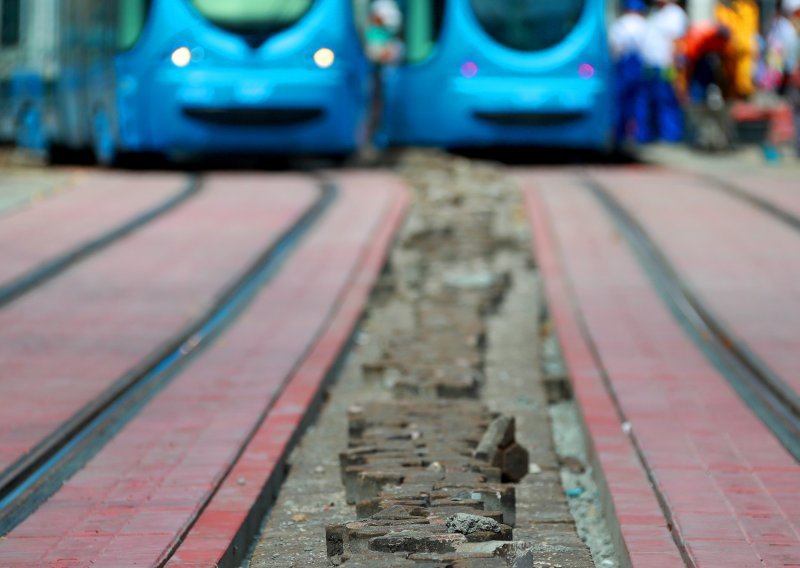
left=327, top=401, right=522, bottom=563
left=250, top=152, right=599, bottom=567
left=323, top=153, right=593, bottom=567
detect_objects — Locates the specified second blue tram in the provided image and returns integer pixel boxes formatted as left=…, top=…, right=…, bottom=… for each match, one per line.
left=12, top=0, right=371, bottom=163
left=381, top=0, right=615, bottom=150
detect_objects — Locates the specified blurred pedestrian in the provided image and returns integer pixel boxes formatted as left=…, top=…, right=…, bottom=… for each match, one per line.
left=764, top=0, right=799, bottom=93
left=362, top=0, right=404, bottom=153
left=679, top=23, right=736, bottom=150
left=782, top=0, right=800, bottom=155
left=365, top=0, right=404, bottom=64
left=610, top=0, right=649, bottom=143
left=715, top=0, right=760, bottom=98
left=680, top=23, right=734, bottom=102
left=640, top=0, right=689, bottom=142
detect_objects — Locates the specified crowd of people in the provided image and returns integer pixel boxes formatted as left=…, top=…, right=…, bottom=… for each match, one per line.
left=610, top=0, right=800, bottom=154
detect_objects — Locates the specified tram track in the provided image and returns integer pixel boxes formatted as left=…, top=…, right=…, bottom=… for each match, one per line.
left=0, top=176, right=201, bottom=308
left=699, top=173, right=800, bottom=235
left=586, top=178, right=800, bottom=462
left=0, top=176, right=337, bottom=534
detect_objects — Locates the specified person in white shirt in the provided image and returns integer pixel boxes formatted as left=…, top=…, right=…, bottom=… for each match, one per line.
left=766, top=12, right=798, bottom=89
left=610, top=0, right=649, bottom=142
left=639, top=0, right=689, bottom=142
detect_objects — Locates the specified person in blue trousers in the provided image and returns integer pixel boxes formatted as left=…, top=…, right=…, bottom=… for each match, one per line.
left=610, top=0, right=649, bottom=143
left=640, top=0, right=689, bottom=142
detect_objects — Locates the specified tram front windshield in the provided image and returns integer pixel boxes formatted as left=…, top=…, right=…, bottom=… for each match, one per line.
left=469, top=0, right=585, bottom=52
left=190, top=0, right=315, bottom=34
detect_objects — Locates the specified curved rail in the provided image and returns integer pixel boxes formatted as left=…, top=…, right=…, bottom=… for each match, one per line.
left=0, top=178, right=337, bottom=534
left=700, top=173, right=800, bottom=235
left=587, top=179, right=800, bottom=462
left=0, top=176, right=201, bottom=308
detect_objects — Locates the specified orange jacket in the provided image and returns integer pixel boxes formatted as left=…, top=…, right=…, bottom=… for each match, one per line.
left=682, top=23, right=732, bottom=62
left=714, top=0, right=760, bottom=97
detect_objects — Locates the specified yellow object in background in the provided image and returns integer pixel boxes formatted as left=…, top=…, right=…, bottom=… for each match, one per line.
left=715, top=0, right=760, bottom=98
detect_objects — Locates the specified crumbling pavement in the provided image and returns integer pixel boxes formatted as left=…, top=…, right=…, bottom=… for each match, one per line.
left=249, top=152, right=598, bottom=567
left=326, top=153, right=594, bottom=567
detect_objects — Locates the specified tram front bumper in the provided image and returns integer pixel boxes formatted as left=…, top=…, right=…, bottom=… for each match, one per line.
left=120, top=66, right=364, bottom=155
left=385, top=75, right=613, bottom=149
left=181, top=107, right=324, bottom=126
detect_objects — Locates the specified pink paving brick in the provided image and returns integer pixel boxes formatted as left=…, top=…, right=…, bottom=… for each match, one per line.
left=0, top=171, right=189, bottom=289
left=593, top=168, right=800, bottom=401
left=0, top=172, right=408, bottom=567
left=0, top=175, right=318, bottom=475
left=522, top=171, right=800, bottom=567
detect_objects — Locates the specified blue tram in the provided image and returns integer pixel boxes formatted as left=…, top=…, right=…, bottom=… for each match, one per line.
left=11, top=0, right=371, bottom=163
left=381, top=0, right=615, bottom=150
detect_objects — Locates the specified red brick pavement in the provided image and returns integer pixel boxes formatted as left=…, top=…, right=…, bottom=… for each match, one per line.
left=523, top=172, right=684, bottom=568
left=166, top=172, right=408, bottom=567
left=0, top=175, right=318, bottom=476
left=594, top=168, right=800, bottom=400
left=0, top=172, right=188, bottom=289
left=0, top=172, right=408, bottom=568
left=522, top=171, right=800, bottom=568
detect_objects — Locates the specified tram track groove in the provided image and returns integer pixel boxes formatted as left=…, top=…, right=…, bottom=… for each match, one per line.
left=586, top=177, right=800, bottom=462
left=697, top=172, right=800, bottom=235
left=0, top=175, right=201, bottom=308
left=0, top=176, right=337, bottom=535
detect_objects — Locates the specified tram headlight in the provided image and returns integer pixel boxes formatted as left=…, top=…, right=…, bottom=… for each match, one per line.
left=171, top=47, right=193, bottom=68
left=313, top=48, right=335, bottom=69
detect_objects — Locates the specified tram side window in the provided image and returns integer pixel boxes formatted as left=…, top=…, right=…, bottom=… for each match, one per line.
left=117, top=0, right=152, bottom=51
left=1, top=0, right=21, bottom=47
left=404, top=0, right=445, bottom=64
left=353, top=0, right=370, bottom=40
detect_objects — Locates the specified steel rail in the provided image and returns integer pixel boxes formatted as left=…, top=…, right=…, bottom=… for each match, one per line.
left=699, top=172, right=800, bottom=235
left=588, top=179, right=800, bottom=462
left=0, top=177, right=337, bottom=534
